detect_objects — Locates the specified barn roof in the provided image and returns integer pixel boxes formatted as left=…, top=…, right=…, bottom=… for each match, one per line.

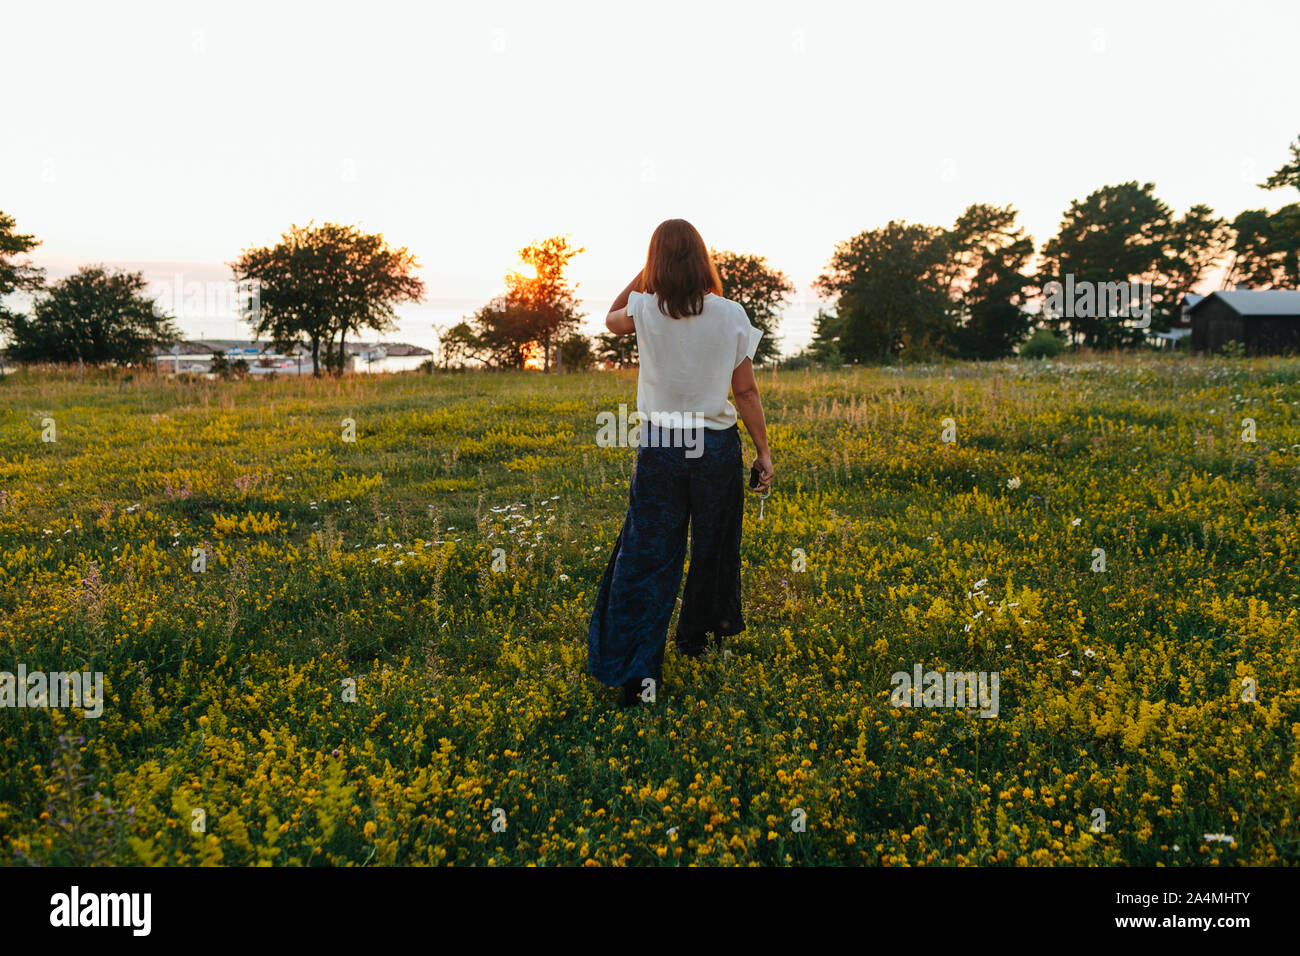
left=1190, top=290, right=1300, bottom=316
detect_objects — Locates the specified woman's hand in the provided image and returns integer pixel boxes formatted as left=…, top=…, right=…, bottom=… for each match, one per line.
left=752, top=451, right=773, bottom=493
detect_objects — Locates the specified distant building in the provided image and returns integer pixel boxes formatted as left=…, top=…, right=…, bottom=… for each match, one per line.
left=1178, top=293, right=1203, bottom=326
left=1147, top=293, right=1201, bottom=349
left=1190, top=291, right=1300, bottom=354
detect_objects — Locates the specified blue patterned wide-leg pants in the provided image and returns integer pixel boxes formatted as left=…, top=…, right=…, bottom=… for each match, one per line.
left=587, top=423, right=746, bottom=689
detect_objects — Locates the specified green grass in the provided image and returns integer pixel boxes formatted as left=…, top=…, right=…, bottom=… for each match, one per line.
left=0, top=353, right=1297, bottom=865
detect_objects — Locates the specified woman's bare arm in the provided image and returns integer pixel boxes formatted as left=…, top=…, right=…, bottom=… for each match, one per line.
left=730, top=358, right=773, bottom=491
left=604, top=270, right=643, bottom=334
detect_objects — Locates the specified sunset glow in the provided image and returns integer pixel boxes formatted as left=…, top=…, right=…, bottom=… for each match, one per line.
left=522, top=341, right=545, bottom=370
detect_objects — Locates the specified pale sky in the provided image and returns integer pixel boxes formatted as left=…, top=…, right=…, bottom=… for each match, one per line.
left=3, top=0, right=1298, bottom=352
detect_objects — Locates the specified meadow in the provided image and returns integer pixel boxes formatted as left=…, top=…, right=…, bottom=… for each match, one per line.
left=1, top=354, right=1297, bottom=866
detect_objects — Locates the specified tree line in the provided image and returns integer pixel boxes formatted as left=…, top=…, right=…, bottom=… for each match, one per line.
left=1, top=132, right=1295, bottom=371
left=804, top=133, right=1299, bottom=363
left=0, top=218, right=793, bottom=374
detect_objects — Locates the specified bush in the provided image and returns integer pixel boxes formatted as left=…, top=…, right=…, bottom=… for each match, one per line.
left=208, top=353, right=251, bottom=379
left=1020, top=329, right=1068, bottom=359
left=780, top=342, right=843, bottom=371
left=557, top=334, right=594, bottom=372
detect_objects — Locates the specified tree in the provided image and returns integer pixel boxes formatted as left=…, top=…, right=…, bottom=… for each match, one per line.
left=229, top=222, right=424, bottom=377
left=328, top=226, right=425, bottom=375
left=945, top=203, right=1035, bottom=359
left=0, top=211, right=46, bottom=363
left=1162, top=204, right=1231, bottom=309
left=464, top=236, right=585, bottom=370
left=1226, top=207, right=1300, bottom=289
left=556, top=332, right=594, bottom=371
left=595, top=330, right=637, bottom=368
left=230, top=225, right=334, bottom=375
left=463, top=301, right=540, bottom=369
left=813, top=221, right=954, bottom=362
left=508, top=236, right=586, bottom=371
left=710, top=248, right=794, bottom=364
left=1037, top=182, right=1224, bottom=347
left=0, top=210, right=45, bottom=299
left=432, top=321, right=487, bottom=369
left=1228, top=135, right=1300, bottom=289
left=0, top=266, right=179, bottom=367
left=1039, top=183, right=1168, bottom=347
left=1261, top=133, right=1300, bottom=192
left=801, top=308, right=844, bottom=364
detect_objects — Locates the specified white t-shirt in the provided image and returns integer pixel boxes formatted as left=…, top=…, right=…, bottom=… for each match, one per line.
left=626, top=290, right=763, bottom=430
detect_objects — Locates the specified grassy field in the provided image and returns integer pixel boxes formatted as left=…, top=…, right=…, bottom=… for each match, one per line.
left=1, top=354, right=1298, bottom=866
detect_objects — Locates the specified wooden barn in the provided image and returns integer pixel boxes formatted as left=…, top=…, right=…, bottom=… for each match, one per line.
left=1190, top=290, right=1300, bottom=354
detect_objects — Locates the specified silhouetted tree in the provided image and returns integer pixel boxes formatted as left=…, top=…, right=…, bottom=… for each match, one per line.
left=1039, top=183, right=1227, bottom=347
left=0, top=211, right=46, bottom=364
left=230, top=222, right=424, bottom=377
left=557, top=332, right=594, bottom=371
left=800, top=308, right=844, bottom=365
left=471, top=236, right=585, bottom=371
left=1227, top=207, right=1300, bottom=288
left=1227, top=135, right=1300, bottom=289
left=0, top=210, right=44, bottom=299
left=595, top=330, right=637, bottom=368
left=711, top=248, right=794, bottom=364
left=1, top=266, right=179, bottom=368
left=813, top=221, right=954, bottom=362
left=945, top=203, right=1034, bottom=359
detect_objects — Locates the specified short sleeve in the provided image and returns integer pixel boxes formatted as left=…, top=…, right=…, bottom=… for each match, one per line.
left=734, top=308, right=763, bottom=368
left=626, top=290, right=646, bottom=323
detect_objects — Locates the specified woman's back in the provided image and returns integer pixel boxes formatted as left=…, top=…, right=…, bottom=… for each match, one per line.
left=629, top=290, right=763, bottom=431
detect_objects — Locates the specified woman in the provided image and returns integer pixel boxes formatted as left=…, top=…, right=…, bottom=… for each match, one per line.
left=587, top=218, right=774, bottom=709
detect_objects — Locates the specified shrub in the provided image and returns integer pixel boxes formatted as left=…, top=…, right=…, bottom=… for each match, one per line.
left=1020, top=328, right=1068, bottom=358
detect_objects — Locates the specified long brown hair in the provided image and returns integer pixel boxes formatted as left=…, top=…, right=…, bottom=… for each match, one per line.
left=639, top=219, right=723, bottom=319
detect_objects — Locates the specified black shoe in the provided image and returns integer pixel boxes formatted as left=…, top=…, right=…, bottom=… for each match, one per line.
left=619, top=675, right=665, bottom=707
left=678, top=635, right=724, bottom=659
left=619, top=677, right=643, bottom=709
left=677, top=640, right=706, bottom=659
left=676, top=631, right=710, bottom=658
